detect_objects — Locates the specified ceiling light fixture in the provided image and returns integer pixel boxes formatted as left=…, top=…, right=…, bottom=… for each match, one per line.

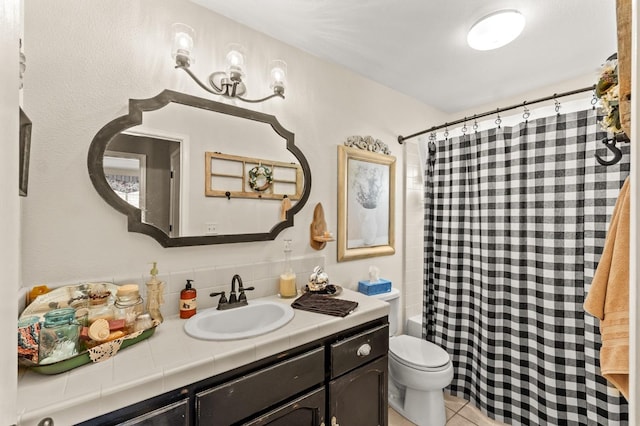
left=467, top=10, right=525, bottom=51
left=171, top=23, right=286, bottom=103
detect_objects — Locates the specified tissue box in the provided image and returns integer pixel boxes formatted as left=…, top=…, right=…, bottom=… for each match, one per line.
left=358, top=279, right=392, bottom=295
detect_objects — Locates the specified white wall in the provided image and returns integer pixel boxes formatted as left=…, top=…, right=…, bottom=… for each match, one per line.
left=21, top=0, right=442, bottom=300
left=1, top=0, right=20, bottom=423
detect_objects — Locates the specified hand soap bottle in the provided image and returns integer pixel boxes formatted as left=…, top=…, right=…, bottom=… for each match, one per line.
left=145, top=261, right=165, bottom=324
left=180, top=280, right=197, bottom=319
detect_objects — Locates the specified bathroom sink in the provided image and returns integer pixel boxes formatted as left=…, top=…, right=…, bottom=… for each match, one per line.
left=184, top=300, right=295, bottom=341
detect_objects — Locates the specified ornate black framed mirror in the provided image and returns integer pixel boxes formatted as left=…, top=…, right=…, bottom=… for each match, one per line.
left=88, top=90, right=311, bottom=247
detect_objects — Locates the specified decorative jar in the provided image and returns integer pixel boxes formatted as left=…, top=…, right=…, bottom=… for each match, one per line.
left=38, top=307, right=80, bottom=365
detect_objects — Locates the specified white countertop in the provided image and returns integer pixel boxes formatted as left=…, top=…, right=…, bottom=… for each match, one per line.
left=16, top=289, right=389, bottom=425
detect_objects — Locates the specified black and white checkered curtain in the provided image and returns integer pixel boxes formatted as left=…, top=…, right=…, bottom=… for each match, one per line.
left=422, top=108, right=629, bottom=425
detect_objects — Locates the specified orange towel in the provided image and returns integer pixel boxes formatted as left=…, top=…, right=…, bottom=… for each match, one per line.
left=584, top=177, right=630, bottom=400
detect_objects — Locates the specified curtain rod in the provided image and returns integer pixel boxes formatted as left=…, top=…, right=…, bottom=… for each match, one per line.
left=397, top=85, right=596, bottom=144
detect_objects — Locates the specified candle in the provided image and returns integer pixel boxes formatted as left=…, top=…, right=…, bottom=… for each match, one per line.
left=279, top=272, right=297, bottom=298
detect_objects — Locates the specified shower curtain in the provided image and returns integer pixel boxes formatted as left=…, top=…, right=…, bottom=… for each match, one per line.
left=422, top=108, right=630, bottom=425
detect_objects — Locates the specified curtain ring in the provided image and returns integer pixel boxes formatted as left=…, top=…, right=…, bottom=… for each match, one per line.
left=461, top=118, right=467, bottom=135
left=443, top=125, right=449, bottom=140
left=522, top=101, right=530, bottom=123
left=473, top=118, right=479, bottom=133
left=495, top=109, right=502, bottom=128
left=591, top=90, right=598, bottom=110
left=429, top=131, right=437, bottom=142
left=554, top=95, right=561, bottom=115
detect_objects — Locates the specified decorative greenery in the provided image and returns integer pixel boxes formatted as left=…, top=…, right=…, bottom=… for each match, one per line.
left=248, top=165, right=273, bottom=192
left=596, top=57, right=622, bottom=135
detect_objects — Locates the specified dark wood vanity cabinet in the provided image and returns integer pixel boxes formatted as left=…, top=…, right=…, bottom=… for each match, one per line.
left=114, top=398, right=190, bottom=425
left=243, top=388, right=325, bottom=426
left=81, top=319, right=388, bottom=426
left=195, top=347, right=325, bottom=425
left=328, top=324, right=389, bottom=426
left=328, top=356, right=388, bottom=426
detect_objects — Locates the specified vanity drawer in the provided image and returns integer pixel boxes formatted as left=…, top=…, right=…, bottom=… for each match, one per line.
left=196, top=346, right=325, bottom=425
left=330, top=324, right=388, bottom=378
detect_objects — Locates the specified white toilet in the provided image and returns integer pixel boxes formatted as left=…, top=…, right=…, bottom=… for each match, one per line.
left=371, top=288, right=454, bottom=426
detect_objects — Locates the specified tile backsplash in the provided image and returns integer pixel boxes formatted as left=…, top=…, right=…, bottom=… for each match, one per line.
left=18, top=255, right=326, bottom=317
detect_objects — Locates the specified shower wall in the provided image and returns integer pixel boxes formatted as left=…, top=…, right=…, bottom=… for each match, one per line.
left=403, top=141, right=424, bottom=324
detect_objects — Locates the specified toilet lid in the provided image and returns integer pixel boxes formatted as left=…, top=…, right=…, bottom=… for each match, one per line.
left=389, top=335, right=450, bottom=371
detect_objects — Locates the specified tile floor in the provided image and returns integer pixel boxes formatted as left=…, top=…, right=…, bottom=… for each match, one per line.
left=389, top=393, right=508, bottom=426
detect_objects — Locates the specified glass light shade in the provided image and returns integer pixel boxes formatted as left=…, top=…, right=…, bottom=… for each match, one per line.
left=171, top=23, right=195, bottom=65
left=467, top=10, right=525, bottom=51
left=225, top=44, right=246, bottom=78
left=270, top=59, right=287, bottom=93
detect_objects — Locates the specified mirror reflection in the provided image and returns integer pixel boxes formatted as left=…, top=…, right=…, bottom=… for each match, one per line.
left=88, top=90, right=311, bottom=247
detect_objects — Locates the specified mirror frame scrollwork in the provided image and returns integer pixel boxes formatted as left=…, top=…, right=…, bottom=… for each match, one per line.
left=87, top=90, right=311, bottom=247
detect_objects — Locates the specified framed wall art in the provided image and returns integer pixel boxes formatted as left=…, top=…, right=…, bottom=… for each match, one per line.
left=337, top=142, right=396, bottom=262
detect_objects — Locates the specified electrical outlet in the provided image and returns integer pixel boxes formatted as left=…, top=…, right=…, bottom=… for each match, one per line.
left=205, top=223, right=218, bottom=235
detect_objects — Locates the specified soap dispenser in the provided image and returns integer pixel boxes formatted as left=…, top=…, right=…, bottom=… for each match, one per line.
left=180, top=280, right=197, bottom=319
left=145, top=262, right=165, bottom=324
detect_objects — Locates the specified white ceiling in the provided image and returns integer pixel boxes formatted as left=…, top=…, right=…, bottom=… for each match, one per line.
left=191, top=0, right=617, bottom=114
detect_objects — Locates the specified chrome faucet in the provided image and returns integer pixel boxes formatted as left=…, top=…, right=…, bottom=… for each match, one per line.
left=210, top=274, right=255, bottom=310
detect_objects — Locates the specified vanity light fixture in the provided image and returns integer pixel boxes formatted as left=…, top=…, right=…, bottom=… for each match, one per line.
left=467, top=10, right=525, bottom=51
left=171, top=23, right=287, bottom=103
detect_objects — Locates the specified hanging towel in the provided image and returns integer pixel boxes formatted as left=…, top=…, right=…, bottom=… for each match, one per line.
left=584, top=176, right=630, bottom=400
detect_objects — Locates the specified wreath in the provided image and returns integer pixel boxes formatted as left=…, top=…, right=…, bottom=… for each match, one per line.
left=248, top=165, right=273, bottom=192
left=596, top=55, right=623, bottom=135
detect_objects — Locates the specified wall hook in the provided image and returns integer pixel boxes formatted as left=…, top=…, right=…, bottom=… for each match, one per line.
left=595, top=137, right=623, bottom=166
left=225, top=191, right=231, bottom=200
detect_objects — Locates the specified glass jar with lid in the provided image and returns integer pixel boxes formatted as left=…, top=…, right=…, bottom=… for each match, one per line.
left=114, top=284, right=144, bottom=334
left=87, top=283, right=115, bottom=324
left=38, top=307, right=80, bottom=364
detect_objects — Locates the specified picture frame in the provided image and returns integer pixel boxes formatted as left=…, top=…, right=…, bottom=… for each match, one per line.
left=337, top=145, right=396, bottom=262
left=19, top=108, right=32, bottom=197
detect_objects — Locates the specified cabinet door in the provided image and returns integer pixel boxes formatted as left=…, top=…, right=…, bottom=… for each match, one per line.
left=328, top=356, right=388, bottom=426
left=243, top=387, right=325, bottom=426
left=196, top=347, right=325, bottom=425
left=116, top=398, right=189, bottom=425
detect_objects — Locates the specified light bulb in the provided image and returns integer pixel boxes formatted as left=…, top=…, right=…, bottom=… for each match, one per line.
left=171, top=23, right=195, bottom=66
left=225, top=43, right=246, bottom=82
left=270, top=59, right=287, bottom=95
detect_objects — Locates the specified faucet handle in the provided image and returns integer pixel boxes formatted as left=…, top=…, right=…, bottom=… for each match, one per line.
left=238, top=286, right=255, bottom=303
left=210, top=291, right=227, bottom=309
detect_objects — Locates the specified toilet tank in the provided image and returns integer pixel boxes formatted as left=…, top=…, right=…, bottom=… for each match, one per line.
left=369, top=288, right=400, bottom=336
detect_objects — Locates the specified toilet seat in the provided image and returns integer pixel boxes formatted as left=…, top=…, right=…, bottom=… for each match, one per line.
left=389, top=335, right=450, bottom=372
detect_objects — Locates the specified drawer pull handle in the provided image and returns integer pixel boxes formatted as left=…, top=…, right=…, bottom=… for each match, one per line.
left=357, top=343, right=371, bottom=357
